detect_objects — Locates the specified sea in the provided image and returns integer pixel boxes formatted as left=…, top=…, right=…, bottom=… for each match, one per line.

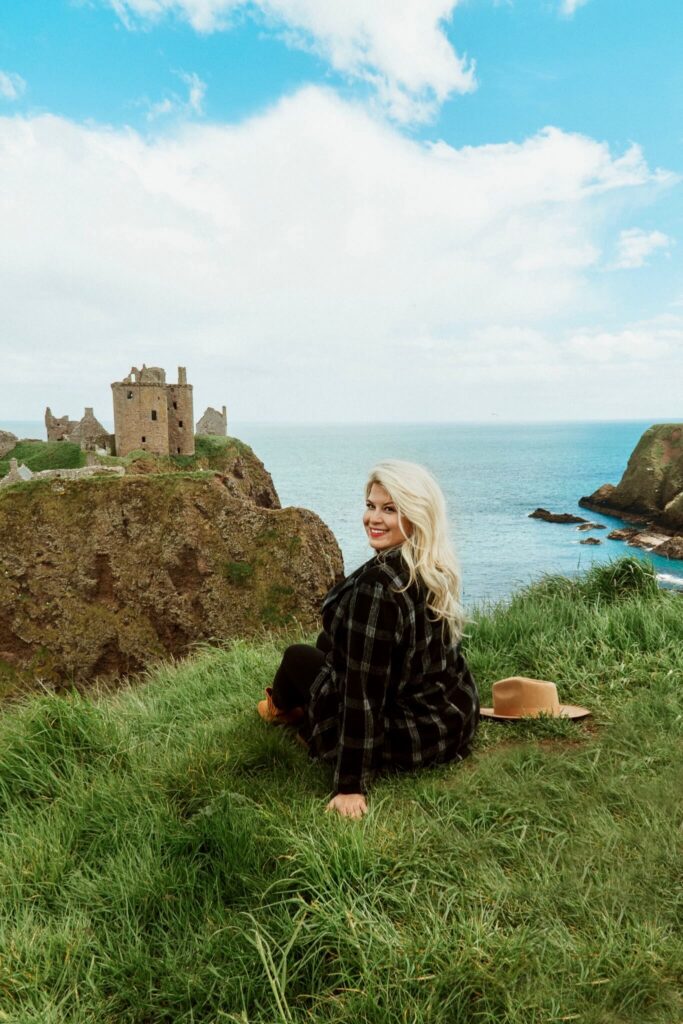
left=3, top=418, right=682, bottom=607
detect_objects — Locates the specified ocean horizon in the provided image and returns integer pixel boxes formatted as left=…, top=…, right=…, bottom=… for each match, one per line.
left=2, top=417, right=681, bottom=606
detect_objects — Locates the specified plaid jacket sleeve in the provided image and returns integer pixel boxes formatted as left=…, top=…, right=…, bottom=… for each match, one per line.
left=333, top=579, right=403, bottom=795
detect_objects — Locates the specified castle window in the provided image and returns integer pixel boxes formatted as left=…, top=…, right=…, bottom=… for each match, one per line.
left=151, top=410, right=157, bottom=421
left=178, top=420, right=183, bottom=428
left=173, top=401, right=177, bottom=410
left=177, top=447, right=181, bottom=453
left=141, top=436, right=146, bottom=443
left=127, top=391, right=133, bottom=399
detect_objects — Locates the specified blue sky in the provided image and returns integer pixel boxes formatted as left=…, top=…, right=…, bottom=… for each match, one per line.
left=1, top=0, right=682, bottom=422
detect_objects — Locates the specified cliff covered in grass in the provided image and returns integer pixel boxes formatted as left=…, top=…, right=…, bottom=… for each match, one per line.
left=0, top=559, right=679, bottom=1023
left=580, top=423, right=683, bottom=559
left=581, top=423, right=683, bottom=527
left=0, top=462, right=341, bottom=693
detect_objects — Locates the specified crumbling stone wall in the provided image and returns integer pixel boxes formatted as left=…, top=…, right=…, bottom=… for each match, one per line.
left=0, top=430, right=17, bottom=459
left=68, top=408, right=112, bottom=452
left=45, top=407, right=113, bottom=452
left=196, top=405, right=228, bottom=436
left=0, top=460, right=125, bottom=490
left=45, top=407, right=78, bottom=442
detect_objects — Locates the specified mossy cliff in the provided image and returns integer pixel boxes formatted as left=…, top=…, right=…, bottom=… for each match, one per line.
left=0, top=471, right=342, bottom=693
left=580, top=423, right=683, bottom=529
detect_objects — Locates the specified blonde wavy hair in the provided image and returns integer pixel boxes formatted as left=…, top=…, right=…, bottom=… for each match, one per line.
left=366, top=460, right=465, bottom=642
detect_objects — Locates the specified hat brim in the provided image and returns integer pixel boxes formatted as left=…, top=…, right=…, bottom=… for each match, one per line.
left=480, top=704, right=591, bottom=721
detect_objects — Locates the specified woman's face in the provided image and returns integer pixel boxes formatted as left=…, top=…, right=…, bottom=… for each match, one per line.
left=364, top=482, right=412, bottom=551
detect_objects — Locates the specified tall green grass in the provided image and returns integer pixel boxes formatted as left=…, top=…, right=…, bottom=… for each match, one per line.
left=0, top=559, right=680, bottom=1022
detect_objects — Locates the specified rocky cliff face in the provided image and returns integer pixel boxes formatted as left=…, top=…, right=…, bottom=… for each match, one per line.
left=108, top=435, right=282, bottom=510
left=579, top=423, right=683, bottom=558
left=0, top=471, right=343, bottom=693
left=580, top=424, right=683, bottom=525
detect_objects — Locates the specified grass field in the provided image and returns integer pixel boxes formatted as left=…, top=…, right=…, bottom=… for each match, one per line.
left=0, top=559, right=680, bottom=1022
left=0, top=440, right=86, bottom=477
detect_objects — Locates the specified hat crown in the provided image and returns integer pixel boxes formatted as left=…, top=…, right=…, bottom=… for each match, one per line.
left=492, top=677, right=561, bottom=718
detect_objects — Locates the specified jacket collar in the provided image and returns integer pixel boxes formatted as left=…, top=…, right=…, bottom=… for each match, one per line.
left=322, top=544, right=406, bottom=610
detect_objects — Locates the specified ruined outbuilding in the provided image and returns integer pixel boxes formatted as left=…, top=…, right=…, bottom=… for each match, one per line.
left=45, top=407, right=113, bottom=453
left=196, top=405, right=228, bottom=437
left=111, top=365, right=194, bottom=457
left=45, top=408, right=78, bottom=442
left=0, top=430, right=17, bottom=459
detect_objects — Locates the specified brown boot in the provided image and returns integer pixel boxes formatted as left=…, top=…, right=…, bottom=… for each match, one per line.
left=257, top=687, right=305, bottom=726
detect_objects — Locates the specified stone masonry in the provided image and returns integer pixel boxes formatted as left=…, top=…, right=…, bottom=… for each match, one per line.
left=196, top=405, right=228, bottom=436
left=45, top=407, right=113, bottom=452
left=0, top=430, right=18, bottom=459
left=45, top=408, right=78, bottom=441
left=111, top=365, right=195, bottom=458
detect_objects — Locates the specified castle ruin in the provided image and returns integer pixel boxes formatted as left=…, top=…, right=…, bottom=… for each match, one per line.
left=111, top=365, right=195, bottom=457
left=45, top=407, right=113, bottom=453
left=196, top=405, right=228, bottom=437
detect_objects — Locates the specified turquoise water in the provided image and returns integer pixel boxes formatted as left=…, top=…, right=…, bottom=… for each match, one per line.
left=3, top=418, right=682, bottom=605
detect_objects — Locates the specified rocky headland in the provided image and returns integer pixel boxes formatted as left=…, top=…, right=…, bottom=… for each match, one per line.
left=579, top=423, right=683, bottom=560
left=0, top=436, right=343, bottom=693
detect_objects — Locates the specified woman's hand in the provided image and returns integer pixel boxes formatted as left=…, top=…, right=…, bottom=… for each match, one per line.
left=326, top=793, right=368, bottom=819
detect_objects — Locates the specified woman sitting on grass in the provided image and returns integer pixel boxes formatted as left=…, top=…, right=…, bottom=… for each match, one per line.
left=258, top=460, right=480, bottom=818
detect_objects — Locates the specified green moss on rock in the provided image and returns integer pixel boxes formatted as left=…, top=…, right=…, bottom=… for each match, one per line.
left=0, top=474, right=342, bottom=693
left=580, top=424, right=683, bottom=524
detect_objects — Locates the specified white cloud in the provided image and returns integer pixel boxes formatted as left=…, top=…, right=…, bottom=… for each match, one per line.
left=614, top=227, right=672, bottom=269
left=0, top=71, right=26, bottom=102
left=567, top=317, right=683, bottom=364
left=0, top=89, right=673, bottom=421
left=179, top=71, right=206, bottom=114
left=108, top=0, right=474, bottom=122
left=146, top=70, right=207, bottom=119
left=559, top=0, right=590, bottom=15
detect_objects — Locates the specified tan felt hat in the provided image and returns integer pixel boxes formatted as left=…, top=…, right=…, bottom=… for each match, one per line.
left=480, top=676, right=590, bottom=721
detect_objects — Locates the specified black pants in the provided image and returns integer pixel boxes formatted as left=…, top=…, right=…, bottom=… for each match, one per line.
left=271, top=632, right=332, bottom=711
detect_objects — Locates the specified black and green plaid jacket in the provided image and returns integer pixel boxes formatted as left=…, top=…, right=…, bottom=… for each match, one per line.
left=308, top=546, right=480, bottom=795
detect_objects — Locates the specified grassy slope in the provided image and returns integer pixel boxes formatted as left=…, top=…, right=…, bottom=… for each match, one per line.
left=0, top=435, right=248, bottom=479
left=0, top=440, right=86, bottom=477
left=96, top=434, right=251, bottom=473
left=0, top=559, right=680, bottom=1023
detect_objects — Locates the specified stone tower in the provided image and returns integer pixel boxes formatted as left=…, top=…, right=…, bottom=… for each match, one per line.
left=111, top=365, right=194, bottom=457
left=166, top=367, right=195, bottom=456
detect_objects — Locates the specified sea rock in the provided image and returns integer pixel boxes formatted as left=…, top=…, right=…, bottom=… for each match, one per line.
left=0, top=430, right=17, bottom=459
left=579, top=423, right=683, bottom=563
left=607, top=528, right=641, bottom=541
left=529, top=508, right=586, bottom=524
left=625, top=531, right=671, bottom=552
left=580, top=537, right=601, bottom=545
left=580, top=423, right=683, bottom=524
left=654, top=536, right=683, bottom=559
left=0, top=473, right=343, bottom=689
left=576, top=522, right=606, bottom=532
